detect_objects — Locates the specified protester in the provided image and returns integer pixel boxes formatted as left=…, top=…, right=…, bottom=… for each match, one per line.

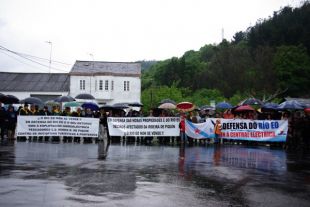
left=7, top=105, right=17, bottom=139
left=29, top=104, right=37, bottom=115
left=40, top=106, right=51, bottom=116
left=0, top=103, right=7, bottom=139
left=179, top=114, right=186, bottom=144
left=19, top=104, right=30, bottom=115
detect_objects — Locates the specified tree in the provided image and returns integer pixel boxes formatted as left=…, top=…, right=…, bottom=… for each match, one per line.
left=273, top=45, right=310, bottom=96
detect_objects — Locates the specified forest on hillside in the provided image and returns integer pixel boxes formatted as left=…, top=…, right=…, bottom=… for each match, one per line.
left=141, top=2, right=310, bottom=111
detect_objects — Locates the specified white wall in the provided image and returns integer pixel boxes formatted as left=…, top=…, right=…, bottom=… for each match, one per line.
left=70, top=75, right=141, bottom=104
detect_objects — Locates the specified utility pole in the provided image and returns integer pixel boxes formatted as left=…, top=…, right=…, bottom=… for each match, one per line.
left=46, top=41, right=52, bottom=73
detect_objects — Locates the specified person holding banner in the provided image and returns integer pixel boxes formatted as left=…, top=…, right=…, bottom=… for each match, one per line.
left=214, top=119, right=222, bottom=144
left=62, top=107, right=72, bottom=142
left=51, top=105, right=61, bottom=116
left=7, top=105, right=17, bottom=140
left=72, top=108, right=83, bottom=142
left=84, top=108, right=94, bottom=143
left=40, top=106, right=51, bottom=116
left=179, top=114, right=186, bottom=144
left=19, top=104, right=30, bottom=115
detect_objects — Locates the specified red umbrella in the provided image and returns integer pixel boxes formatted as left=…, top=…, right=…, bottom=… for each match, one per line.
left=234, top=105, right=255, bottom=112
left=305, top=108, right=310, bottom=113
left=176, top=102, right=195, bottom=112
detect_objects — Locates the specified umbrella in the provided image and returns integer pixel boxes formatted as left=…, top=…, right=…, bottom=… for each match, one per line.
left=113, top=103, right=130, bottom=109
left=75, top=93, right=95, bottom=100
left=158, top=102, right=176, bottom=109
left=100, top=105, right=115, bottom=111
left=64, top=101, right=81, bottom=108
left=0, top=93, right=5, bottom=102
left=262, top=102, right=279, bottom=110
left=200, top=105, right=215, bottom=111
left=277, top=100, right=304, bottom=110
left=128, top=102, right=144, bottom=107
left=20, top=97, right=44, bottom=105
left=159, top=99, right=176, bottom=105
left=45, top=100, right=60, bottom=107
left=2, top=95, right=19, bottom=104
left=305, top=108, right=310, bottom=113
left=234, top=105, right=255, bottom=112
left=240, top=98, right=264, bottom=106
left=176, top=102, right=195, bottom=112
left=82, top=102, right=99, bottom=111
left=54, top=95, right=75, bottom=102
left=216, top=102, right=233, bottom=109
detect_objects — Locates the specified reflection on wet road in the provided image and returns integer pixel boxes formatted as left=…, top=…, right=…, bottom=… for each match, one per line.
left=0, top=141, right=309, bottom=206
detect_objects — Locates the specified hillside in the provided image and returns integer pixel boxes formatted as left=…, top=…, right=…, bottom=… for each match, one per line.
left=141, top=2, right=310, bottom=109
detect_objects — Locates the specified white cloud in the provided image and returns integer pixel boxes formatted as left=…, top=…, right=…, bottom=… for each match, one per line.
left=0, top=0, right=301, bottom=72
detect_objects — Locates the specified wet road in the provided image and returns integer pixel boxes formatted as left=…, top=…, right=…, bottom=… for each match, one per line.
left=0, top=141, right=310, bottom=207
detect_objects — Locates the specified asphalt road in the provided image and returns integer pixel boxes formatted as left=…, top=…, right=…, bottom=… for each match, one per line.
left=0, top=141, right=309, bottom=206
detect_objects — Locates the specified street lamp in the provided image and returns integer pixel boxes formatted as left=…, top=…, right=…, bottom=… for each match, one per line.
left=45, top=41, right=52, bottom=73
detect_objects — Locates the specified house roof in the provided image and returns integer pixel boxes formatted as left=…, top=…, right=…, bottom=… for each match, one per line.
left=0, top=72, right=69, bottom=92
left=70, top=61, right=141, bottom=77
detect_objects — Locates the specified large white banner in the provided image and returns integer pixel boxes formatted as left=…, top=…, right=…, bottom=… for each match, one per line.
left=108, top=117, right=180, bottom=137
left=17, top=116, right=99, bottom=137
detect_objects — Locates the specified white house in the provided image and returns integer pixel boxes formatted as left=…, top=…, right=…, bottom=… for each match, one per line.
left=69, top=61, right=141, bottom=105
left=0, top=61, right=141, bottom=105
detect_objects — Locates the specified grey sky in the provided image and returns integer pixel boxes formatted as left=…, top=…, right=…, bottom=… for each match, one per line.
left=0, top=0, right=302, bottom=73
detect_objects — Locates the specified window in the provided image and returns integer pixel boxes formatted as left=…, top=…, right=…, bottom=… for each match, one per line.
left=105, top=80, right=109, bottom=91
left=111, top=80, right=114, bottom=91
left=99, top=80, right=103, bottom=90
left=80, top=80, right=85, bottom=90
left=124, top=81, right=129, bottom=91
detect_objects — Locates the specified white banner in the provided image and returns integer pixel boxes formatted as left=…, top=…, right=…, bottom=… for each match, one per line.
left=186, top=118, right=288, bottom=142
left=17, top=116, right=99, bottom=137
left=108, top=117, right=180, bottom=137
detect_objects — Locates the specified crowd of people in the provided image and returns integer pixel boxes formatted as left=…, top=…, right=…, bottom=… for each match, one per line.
left=0, top=103, right=107, bottom=141
left=0, top=101, right=309, bottom=149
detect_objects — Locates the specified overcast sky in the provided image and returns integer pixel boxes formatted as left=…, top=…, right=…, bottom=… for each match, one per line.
left=0, top=0, right=302, bottom=73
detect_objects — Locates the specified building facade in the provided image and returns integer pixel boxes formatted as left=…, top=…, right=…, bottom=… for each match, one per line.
left=0, top=61, right=141, bottom=105
left=69, top=61, right=141, bottom=105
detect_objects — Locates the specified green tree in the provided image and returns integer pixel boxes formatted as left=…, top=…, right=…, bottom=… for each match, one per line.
left=273, top=45, right=310, bottom=96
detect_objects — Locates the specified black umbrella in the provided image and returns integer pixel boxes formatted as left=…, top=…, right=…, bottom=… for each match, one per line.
left=159, top=99, right=176, bottom=105
left=240, top=98, right=264, bottom=106
left=54, top=95, right=75, bottom=102
left=0, top=93, right=6, bottom=101
left=113, top=103, right=130, bottom=109
left=75, top=93, right=95, bottom=100
left=100, top=105, right=115, bottom=111
left=2, top=95, right=19, bottom=104
left=20, top=97, right=44, bottom=105
left=128, top=102, right=143, bottom=107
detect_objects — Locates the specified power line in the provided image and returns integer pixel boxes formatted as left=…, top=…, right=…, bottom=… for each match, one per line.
left=0, top=45, right=71, bottom=72
left=0, top=50, right=49, bottom=72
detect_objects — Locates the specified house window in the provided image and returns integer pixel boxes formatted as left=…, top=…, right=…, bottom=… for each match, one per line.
left=124, top=81, right=129, bottom=91
left=105, top=80, right=109, bottom=91
left=99, top=80, right=103, bottom=90
left=80, top=80, right=85, bottom=90
left=111, top=80, right=114, bottom=91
